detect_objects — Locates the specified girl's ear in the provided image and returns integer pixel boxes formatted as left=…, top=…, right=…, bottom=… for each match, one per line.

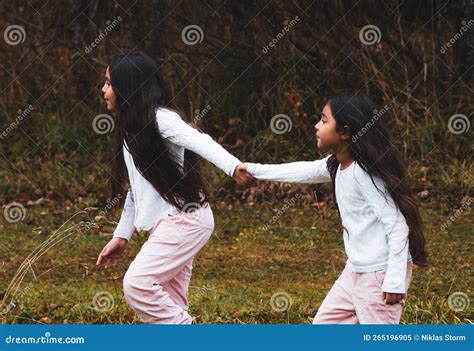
left=341, top=125, right=351, bottom=141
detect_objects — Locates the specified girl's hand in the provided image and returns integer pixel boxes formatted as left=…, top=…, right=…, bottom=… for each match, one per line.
left=96, top=237, right=128, bottom=269
left=382, top=292, right=406, bottom=305
left=233, top=163, right=257, bottom=187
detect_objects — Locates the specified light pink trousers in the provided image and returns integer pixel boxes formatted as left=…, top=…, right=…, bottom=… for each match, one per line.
left=123, top=203, right=214, bottom=324
left=313, top=262, right=413, bottom=324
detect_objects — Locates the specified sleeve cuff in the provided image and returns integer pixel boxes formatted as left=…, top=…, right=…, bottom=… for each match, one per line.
left=113, top=231, right=133, bottom=242
left=228, top=160, right=241, bottom=177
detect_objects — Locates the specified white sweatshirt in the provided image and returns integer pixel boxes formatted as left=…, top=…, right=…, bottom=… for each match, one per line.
left=113, top=108, right=241, bottom=242
left=246, top=156, right=412, bottom=293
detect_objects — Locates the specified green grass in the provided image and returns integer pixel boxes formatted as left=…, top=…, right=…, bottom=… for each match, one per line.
left=0, top=202, right=472, bottom=324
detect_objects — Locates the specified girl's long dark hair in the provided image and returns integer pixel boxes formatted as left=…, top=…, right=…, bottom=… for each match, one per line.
left=109, top=51, right=208, bottom=210
left=326, top=95, right=428, bottom=267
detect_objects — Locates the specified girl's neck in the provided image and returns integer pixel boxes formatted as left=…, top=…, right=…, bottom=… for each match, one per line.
left=334, top=145, right=354, bottom=170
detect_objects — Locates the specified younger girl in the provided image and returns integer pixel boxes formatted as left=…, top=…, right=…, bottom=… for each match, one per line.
left=242, top=95, right=427, bottom=324
left=96, top=51, right=254, bottom=324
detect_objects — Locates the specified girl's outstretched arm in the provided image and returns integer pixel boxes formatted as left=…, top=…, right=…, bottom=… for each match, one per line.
left=244, top=155, right=332, bottom=184
left=157, top=109, right=243, bottom=178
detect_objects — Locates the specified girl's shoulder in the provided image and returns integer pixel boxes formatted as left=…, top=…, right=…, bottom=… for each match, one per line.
left=155, top=107, right=186, bottom=132
left=352, top=161, right=366, bottom=177
left=156, top=107, right=181, bottom=121
left=352, top=161, right=387, bottom=193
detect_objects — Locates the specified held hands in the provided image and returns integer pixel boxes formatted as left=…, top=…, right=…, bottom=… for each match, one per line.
left=382, top=292, right=406, bottom=305
left=233, top=163, right=257, bottom=187
left=96, top=237, right=128, bottom=269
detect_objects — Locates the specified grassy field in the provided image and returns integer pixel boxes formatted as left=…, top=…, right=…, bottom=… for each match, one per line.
left=0, top=200, right=472, bottom=324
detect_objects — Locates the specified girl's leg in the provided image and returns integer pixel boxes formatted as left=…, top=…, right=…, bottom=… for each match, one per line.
left=161, top=259, right=193, bottom=312
left=123, top=205, right=214, bottom=324
left=353, top=262, right=413, bottom=324
left=312, top=265, right=359, bottom=324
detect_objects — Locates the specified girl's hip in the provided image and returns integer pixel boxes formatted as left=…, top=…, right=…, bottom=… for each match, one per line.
left=150, top=202, right=214, bottom=235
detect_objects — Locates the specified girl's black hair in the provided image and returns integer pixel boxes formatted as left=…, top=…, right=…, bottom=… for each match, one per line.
left=326, top=94, right=428, bottom=267
left=109, top=51, right=208, bottom=210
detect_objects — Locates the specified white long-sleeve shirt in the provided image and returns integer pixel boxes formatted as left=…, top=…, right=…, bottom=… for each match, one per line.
left=113, top=108, right=241, bottom=242
left=246, top=156, right=412, bottom=293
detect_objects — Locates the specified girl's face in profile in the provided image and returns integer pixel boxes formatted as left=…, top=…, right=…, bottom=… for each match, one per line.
left=314, top=104, right=347, bottom=151
left=101, top=66, right=116, bottom=112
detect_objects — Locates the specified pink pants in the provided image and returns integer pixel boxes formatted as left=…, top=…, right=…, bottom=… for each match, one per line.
left=313, top=262, right=413, bottom=324
left=123, top=203, right=214, bottom=324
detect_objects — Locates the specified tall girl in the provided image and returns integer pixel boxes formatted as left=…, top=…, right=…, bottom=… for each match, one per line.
left=96, top=51, right=254, bottom=324
left=242, top=95, right=428, bottom=324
